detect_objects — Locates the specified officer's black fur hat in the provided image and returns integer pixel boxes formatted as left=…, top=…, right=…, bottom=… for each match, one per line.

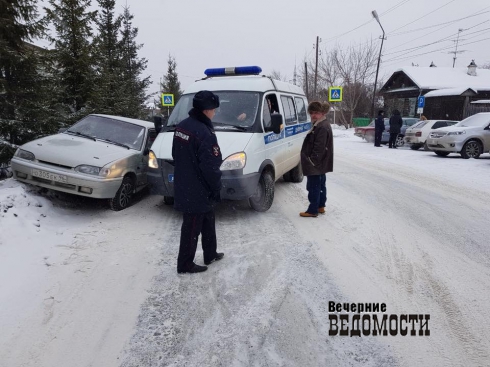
left=193, top=90, right=220, bottom=111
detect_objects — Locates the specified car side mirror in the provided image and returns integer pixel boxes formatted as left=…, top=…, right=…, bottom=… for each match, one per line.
left=58, top=127, right=68, bottom=133
left=269, top=113, right=283, bottom=134
left=143, top=148, right=150, bottom=156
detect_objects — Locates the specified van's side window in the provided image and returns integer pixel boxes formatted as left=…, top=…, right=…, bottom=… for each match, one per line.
left=262, top=94, right=279, bottom=129
left=280, top=96, right=298, bottom=125
left=294, top=97, right=307, bottom=122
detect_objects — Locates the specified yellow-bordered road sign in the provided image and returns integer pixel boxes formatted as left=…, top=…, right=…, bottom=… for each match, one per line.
left=161, top=93, right=175, bottom=106
left=328, top=87, right=343, bottom=102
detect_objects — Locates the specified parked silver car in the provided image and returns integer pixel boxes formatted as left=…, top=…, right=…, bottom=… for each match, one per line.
left=11, top=114, right=157, bottom=210
left=426, top=113, right=490, bottom=159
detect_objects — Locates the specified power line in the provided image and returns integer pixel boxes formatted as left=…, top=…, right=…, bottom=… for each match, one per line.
left=383, top=36, right=490, bottom=64
left=388, top=0, right=457, bottom=34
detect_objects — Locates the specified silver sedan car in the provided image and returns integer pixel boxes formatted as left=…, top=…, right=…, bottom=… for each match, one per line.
left=11, top=114, right=157, bottom=210
left=426, top=113, right=490, bottom=159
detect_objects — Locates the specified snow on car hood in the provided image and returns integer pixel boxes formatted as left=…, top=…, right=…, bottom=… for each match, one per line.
left=151, top=130, right=253, bottom=160
left=21, top=134, right=136, bottom=167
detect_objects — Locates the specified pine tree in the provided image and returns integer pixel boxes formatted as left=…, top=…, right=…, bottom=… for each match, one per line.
left=159, top=55, right=182, bottom=116
left=45, top=0, right=96, bottom=120
left=0, top=0, right=53, bottom=153
left=118, top=6, right=151, bottom=119
left=90, top=0, right=123, bottom=115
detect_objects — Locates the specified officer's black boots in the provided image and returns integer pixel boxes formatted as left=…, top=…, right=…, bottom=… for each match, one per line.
left=205, top=253, right=224, bottom=265
left=178, top=264, right=208, bottom=274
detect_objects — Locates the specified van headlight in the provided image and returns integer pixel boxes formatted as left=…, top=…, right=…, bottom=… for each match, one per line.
left=447, top=131, right=465, bottom=135
left=221, top=152, right=246, bottom=170
left=149, top=150, right=159, bottom=169
left=15, top=149, right=35, bottom=161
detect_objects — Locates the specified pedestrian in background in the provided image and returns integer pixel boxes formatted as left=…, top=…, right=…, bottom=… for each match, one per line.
left=389, top=109, right=403, bottom=149
left=172, top=90, right=224, bottom=274
left=374, top=109, right=385, bottom=147
left=299, top=101, right=334, bottom=218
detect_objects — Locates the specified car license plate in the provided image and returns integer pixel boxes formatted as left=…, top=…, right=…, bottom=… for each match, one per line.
left=32, top=169, right=67, bottom=183
left=168, top=174, right=174, bottom=183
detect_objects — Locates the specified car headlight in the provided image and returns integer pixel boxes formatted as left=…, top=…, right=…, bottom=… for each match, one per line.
left=75, top=165, right=104, bottom=176
left=221, top=152, right=246, bottom=170
left=148, top=150, right=159, bottom=169
left=447, top=131, right=465, bottom=135
left=15, top=149, right=35, bottom=161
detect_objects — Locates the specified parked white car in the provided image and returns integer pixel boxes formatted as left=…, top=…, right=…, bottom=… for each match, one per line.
left=404, top=119, right=459, bottom=150
left=426, top=113, right=490, bottom=159
left=11, top=114, right=157, bottom=210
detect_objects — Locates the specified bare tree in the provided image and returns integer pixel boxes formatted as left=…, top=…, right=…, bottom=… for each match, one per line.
left=317, top=41, right=378, bottom=127
left=269, top=69, right=288, bottom=82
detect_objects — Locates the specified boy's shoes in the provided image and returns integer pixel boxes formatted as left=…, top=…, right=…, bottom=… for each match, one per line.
left=177, top=264, right=208, bottom=274
left=318, top=207, right=325, bottom=214
left=299, top=211, right=318, bottom=218
left=204, top=252, right=224, bottom=265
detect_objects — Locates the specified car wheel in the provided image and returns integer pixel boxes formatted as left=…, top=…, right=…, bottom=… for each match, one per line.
left=288, top=161, right=304, bottom=183
left=163, top=196, right=174, bottom=205
left=396, top=135, right=405, bottom=147
left=109, top=176, right=134, bottom=211
left=460, top=140, right=482, bottom=159
left=423, top=141, right=430, bottom=151
left=434, top=151, right=450, bottom=157
left=249, top=171, right=274, bottom=212
left=410, top=144, right=420, bottom=150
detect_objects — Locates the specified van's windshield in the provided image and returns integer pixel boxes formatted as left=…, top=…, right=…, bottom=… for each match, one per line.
left=167, top=91, right=260, bottom=130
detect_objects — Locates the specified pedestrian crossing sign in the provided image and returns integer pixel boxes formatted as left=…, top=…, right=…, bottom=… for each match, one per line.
left=328, top=87, right=343, bottom=102
left=161, top=93, right=175, bottom=106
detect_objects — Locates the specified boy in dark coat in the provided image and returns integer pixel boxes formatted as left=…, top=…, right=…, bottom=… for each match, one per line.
left=299, top=101, right=334, bottom=217
left=172, top=90, right=224, bottom=274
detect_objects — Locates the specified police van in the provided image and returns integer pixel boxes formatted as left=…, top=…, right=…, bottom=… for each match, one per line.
left=148, top=66, right=310, bottom=211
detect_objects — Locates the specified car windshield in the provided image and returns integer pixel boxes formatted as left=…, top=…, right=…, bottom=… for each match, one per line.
left=167, top=91, right=260, bottom=129
left=456, top=114, right=490, bottom=127
left=66, top=115, right=145, bottom=150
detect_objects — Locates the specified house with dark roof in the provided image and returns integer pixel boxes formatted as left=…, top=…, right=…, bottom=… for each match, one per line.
left=379, top=61, right=490, bottom=120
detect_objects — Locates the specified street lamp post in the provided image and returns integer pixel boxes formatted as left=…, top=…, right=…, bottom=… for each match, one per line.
left=371, top=10, right=386, bottom=120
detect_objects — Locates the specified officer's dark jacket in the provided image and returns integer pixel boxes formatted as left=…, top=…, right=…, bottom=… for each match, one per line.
left=172, top=108, right=222, bottom=213
left=375, top=115, right=385, bottom=131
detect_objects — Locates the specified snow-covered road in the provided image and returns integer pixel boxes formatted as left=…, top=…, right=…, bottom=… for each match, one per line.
left=1, top=129, right=489, bottom=367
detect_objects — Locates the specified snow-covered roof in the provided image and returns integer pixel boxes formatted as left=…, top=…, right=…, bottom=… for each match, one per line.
left=424, top=88, right=477, bottom=98
left=395, top=66, right=490, bottom=90
left=471, top=100, right=490, bottom=104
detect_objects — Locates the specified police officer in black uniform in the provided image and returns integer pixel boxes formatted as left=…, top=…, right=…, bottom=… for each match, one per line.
left=374, top=109, right=384, bottom=147
left=172, top=90, right=224, bottom=274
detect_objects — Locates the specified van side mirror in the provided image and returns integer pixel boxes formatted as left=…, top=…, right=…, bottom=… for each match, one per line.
left=153, top=116, right=163, bottom=133
left=270, top=113, right=283, bottom=134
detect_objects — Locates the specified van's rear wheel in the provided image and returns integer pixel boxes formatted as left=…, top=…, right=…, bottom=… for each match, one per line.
left=249, top=171, right=274, bottom=212
left=289, top=161, right=304, bottom=183
left=163, top=196, right=174, bottom=205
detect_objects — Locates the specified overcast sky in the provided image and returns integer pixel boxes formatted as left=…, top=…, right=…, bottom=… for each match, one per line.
left=41, top=0, right=490, bottom=97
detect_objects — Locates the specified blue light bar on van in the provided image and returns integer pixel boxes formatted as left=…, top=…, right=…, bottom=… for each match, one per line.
left=204, top=66, right=262, bottom=77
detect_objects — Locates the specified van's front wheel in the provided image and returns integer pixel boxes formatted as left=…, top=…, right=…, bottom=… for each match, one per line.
left=249, top=171, right=274, bottom=212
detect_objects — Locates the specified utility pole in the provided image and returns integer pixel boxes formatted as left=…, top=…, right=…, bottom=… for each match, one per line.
left=305, top=62, right=309, bottom=99
left=314, top=36, right=319, bottom=99
left=450, top=28, right=465, bottom=68
left=371, top=10, right=386, bottom=120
